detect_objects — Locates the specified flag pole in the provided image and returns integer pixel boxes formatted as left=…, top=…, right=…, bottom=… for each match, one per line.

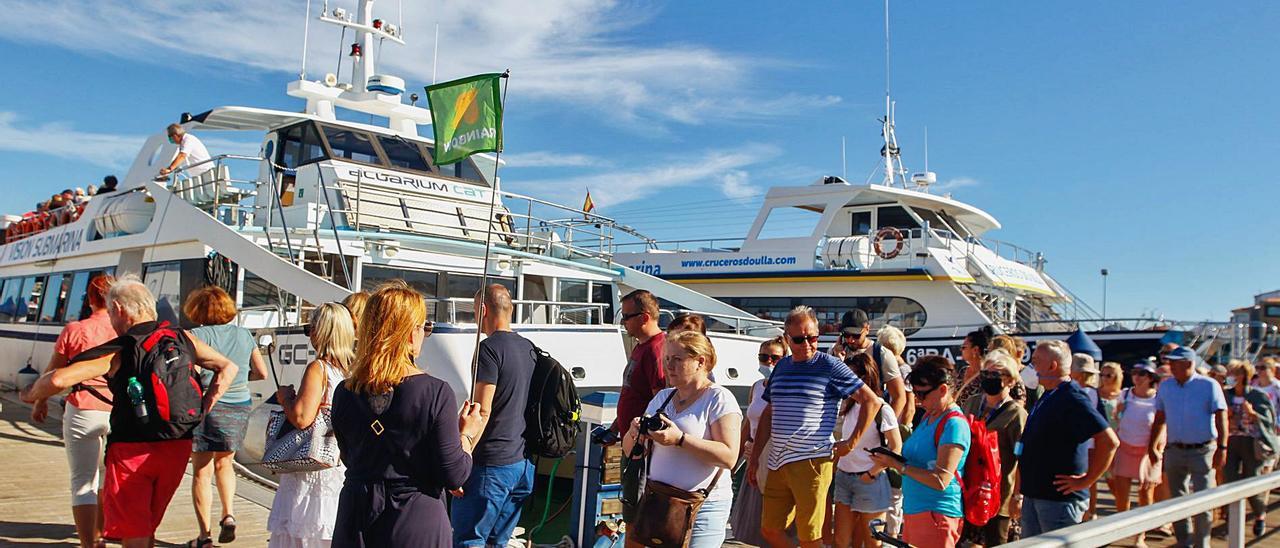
left=469, top=69, right=511, bottom=395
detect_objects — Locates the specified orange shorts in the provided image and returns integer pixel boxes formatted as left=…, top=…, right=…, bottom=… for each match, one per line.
left=102, top=439, right=192, bottom=539
left=903, top=511, right=963, bottom=548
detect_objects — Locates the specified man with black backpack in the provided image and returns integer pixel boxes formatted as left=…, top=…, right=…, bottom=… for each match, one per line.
left=451, top=284, right=538, bottom=548
left=834, top=309, right=908, bottom=424
left=23, top=276, right=238, bottom=548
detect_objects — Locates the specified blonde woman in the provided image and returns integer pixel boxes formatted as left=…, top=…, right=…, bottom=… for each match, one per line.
left=623, top=331, right=742, bottom=548
left=331, top=282, right=484, bottom=547
left=341, top=291, right=370, bottom=337
left=961, top=350, right=1028, bottom=546
left=267, top=303, right=354, bottom=548
left=1098, top=362, right=1124, bottom=429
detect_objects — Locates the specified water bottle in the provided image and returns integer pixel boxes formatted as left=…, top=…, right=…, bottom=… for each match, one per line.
left=126, top=377, right=150, bottom=424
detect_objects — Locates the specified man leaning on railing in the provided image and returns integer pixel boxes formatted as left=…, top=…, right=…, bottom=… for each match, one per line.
left=158, top=124, right=212, bottom=179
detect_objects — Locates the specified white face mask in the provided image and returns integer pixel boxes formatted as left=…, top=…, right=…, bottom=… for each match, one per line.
left=759, top=364, right=774, bottom=379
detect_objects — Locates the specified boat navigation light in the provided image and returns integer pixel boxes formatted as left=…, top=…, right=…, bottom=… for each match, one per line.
left=349, top=43, right=362, bottom=57
left=332, top=7, right=346, bottom=19
left=385, top=23, right=398, bottom=36
left=373, top=19, right=383, bottom=29
left=324, top=72, right=338, bottom=87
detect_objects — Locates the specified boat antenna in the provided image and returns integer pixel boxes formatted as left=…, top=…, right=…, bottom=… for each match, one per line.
left=841, top=136, right=847, bottom=181
left=879, top=0, right=902, bottom=188
left=432, top=22, right=440, bottom=84
left=299, top=0, right=313, bottom=80
left=924, top=126, right=929, bottom=172
left=469, top=70, right=513, bottom=391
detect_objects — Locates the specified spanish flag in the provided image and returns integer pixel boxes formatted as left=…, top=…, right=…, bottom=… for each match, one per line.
left=582, top=189, right=595, bottom=218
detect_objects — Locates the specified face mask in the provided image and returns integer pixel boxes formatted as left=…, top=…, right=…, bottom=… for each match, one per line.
left=758, top=364, right=774, bottom=379
left=1224, top=376, right=1238, bottom=389
left=980, top=374, right=1005, bottom=396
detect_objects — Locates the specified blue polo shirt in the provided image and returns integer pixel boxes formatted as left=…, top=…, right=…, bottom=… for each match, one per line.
left=763, top=351, right=862, bottom=470
left=1018, top=380, right=1110, bottom=501
left=1155, top=373, right=1228, bottom=444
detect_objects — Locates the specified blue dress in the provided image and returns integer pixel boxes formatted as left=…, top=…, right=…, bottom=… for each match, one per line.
left=331, top=374, right=472, bottom=547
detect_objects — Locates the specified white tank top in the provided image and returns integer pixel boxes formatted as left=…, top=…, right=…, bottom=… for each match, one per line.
left=746, top=379, right=768, bottom=438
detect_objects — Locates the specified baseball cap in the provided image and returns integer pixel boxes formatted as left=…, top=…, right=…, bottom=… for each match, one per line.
left=1163, top=346, right=1197, bottom=362
left=1130, top=360, right=1158, bottom=375
left=840, top=326, right=861, bottom=337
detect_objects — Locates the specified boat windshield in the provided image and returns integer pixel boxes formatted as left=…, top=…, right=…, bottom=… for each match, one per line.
left=273, top=121, right=487, bottom=185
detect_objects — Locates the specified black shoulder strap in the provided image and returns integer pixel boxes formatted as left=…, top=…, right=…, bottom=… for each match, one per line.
left=987, top=399, right=1016, bottom=424
left=644, top=389, right=685, bottom=470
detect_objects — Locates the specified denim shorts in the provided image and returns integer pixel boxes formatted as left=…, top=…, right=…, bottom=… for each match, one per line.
left=833, top=470, right=892, bottom=513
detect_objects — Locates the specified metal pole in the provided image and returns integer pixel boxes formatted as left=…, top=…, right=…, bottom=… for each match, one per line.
left=469, top=70, right=511, bottom=390
left=1101, top=268, right=1109, bottom=322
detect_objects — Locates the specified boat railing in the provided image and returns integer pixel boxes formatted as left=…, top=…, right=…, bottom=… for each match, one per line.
left=658, top=308, right=784, bottom=337
left=612, top=237, right=747, bottom=253
left=1004, top=470, right=1280, bottom=548
left=429, top=297, right=611, bottom=326
left=160, top=154, right=269, bottom=226
left=969, top=235, right=1043, bottom=269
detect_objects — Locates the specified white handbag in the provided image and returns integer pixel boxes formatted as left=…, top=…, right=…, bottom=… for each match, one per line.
left=261, top=360, right=340, bottom=473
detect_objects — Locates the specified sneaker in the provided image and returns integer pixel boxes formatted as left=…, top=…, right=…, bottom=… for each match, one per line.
left=1254, top=519, right=1266, bottom=537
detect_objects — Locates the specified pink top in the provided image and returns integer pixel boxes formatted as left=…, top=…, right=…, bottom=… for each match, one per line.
left=53, top=309, right=117, bottom=411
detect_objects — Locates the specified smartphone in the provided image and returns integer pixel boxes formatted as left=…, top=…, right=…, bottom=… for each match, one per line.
left=866, top=446, right=906, bottom=464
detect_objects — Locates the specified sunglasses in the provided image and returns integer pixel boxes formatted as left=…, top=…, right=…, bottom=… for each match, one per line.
left=758, top=354, right=783, bottom=363
left=790, top=335, right=820, bottom=344
left=914, top=384, right=941, bottom=400
left=618, top=311, right=645, bottom=323
left=422, top=321, right=434, bottom=337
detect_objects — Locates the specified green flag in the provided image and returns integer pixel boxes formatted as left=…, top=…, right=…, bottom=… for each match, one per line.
left=426, top=73, right=504, bottom=166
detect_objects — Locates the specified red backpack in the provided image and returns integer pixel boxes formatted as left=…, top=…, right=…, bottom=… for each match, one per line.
left=935, top=406, right=1006, bottom=527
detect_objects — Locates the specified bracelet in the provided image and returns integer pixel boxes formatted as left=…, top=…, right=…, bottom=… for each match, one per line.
left=677, top=433, right=686, bottom=447
left=461, top=433, right=476, bottom=447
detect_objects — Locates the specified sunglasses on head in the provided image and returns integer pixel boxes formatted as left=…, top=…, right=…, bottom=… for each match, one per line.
left=758, top=353, right=782, bottom=363
left=790, top=335, right=820, bottom=344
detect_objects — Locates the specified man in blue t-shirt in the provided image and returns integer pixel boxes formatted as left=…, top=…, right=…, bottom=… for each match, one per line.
left=1017, top=339, right=1118, bottom=537
left=748, top=305, right=881, bottom=548
left=451, top=284, right=536, bottom=547
left=1149, top=346, right=1228, bottom=548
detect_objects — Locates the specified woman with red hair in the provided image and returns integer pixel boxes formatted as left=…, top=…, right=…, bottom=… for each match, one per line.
left=31, top=274, right=118, bottom=548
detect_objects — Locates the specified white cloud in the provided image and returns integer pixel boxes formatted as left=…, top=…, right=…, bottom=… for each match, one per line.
left=0, top=111, right=260, bottom=168
left=0, top=1, right=839, bottom=127
left=932, top=176, right=981, bottom=193
left=502, top=151, right=607, bottom=169
left=718, top=170, right=760, bottom=199
left=507, top=143, right=780, bottom=208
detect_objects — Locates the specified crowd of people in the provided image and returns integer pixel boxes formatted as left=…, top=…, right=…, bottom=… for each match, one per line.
left=15, top=278, right=1280, bottom=548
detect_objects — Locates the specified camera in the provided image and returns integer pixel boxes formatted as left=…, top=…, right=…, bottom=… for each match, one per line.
left=638, top=412, right=668, bottom=435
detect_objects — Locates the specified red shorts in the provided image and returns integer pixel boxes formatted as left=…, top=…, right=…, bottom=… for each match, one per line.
left=102, top=439, right=192, bottom=539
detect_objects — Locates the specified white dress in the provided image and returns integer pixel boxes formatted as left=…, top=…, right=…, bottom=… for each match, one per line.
left=268, top=362, right=346, bottom=548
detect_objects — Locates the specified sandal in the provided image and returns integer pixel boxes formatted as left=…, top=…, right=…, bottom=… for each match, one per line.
left=186, top=537, right=213, bottom=548
left=219, top=515, right=237, bottom=544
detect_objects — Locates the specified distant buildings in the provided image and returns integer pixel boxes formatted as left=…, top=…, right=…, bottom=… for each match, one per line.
left=1229, top=290, right=1280, bottom=359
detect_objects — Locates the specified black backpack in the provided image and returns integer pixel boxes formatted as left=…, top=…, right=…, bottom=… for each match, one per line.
left=523, top=345, right=581, bottom=458
left=76, top=321, right=206, bottom=442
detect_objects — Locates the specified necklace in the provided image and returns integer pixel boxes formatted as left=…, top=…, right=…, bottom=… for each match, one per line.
left=675, top=384, right=710, bottom=408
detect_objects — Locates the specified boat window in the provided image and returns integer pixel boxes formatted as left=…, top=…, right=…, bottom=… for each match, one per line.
left=443, top=273, right=515, bottom=323
left=910, top=208, right=955, bottom=237
left=591, top=282, right=615, bottom=323
left=39, top=273, right=71, bottom=323
left=557, top=279, right=592, bottom=324
left=851, top=211, right=872, bottom=236
left=936, top=210, right=973, bottom=239
left=559, top=280, right=589, bottom=303
left=144, top=262, right=183, bottom=325
left=455, top=158, right=484, bottom=183
left=719, top=295, right=927, bottom=336
left=0, top=277, right=30, bottom=322
left=1267, top=306, right=1280, bottom=318
left=757, top=205, right=824, bottom=239
left=278, top=123, right=326, bottom=169
left=241, top=270, right=282, bottom=309
left=876, top=206, right=919, bottom=232
left=62, top=271, right=92, bottom=322
left=321, top=127, right=382, bottom=165
left=378, top=136, right=431, bottom=172
left=21, top=276, right=44, bottom=323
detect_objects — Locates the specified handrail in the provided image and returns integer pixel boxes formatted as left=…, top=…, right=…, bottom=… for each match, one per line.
left=1005, top=471, right=1280, bottom=548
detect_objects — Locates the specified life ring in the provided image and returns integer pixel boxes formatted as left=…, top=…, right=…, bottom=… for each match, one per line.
left=873, top=226, right=905, bottom=259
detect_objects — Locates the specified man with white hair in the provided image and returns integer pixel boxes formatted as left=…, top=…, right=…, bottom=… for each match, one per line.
left=23, top=276, right=237, bottom=548
left=1149, top=346, right=1228, bottom=548
left=158, top=123, right=212, bottom=178
left=1017, top=339, right=1119, bottom=536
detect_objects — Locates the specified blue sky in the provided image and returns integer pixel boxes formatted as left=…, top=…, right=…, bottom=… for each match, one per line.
left=1, top=0, right=1276, bottom=322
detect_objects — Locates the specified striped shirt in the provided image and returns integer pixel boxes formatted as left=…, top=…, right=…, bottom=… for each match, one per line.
left=763, top=351, right=863, bottom=470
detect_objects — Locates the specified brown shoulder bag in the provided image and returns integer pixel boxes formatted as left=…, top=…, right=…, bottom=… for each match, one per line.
left=627, top=393, right=725, bottom=547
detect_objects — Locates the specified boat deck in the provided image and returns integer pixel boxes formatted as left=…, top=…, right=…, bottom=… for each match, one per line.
left=0, top=392, right=275, bottom=546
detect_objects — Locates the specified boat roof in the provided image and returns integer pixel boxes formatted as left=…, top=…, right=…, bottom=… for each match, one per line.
left=764, top=181, right=1002, bottom=235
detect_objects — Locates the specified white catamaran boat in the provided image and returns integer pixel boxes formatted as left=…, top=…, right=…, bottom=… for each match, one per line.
left=0, top=0, right=777, bottom=463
